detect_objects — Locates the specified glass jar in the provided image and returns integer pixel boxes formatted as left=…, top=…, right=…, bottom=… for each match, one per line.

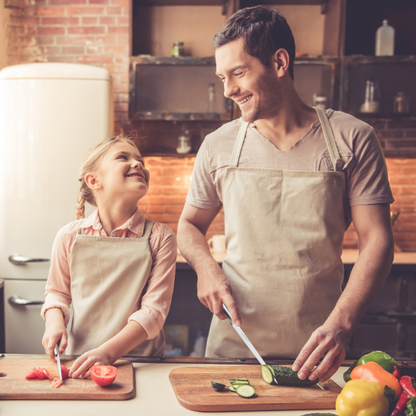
left=393, top=91, right=410, bottom=115
left=176, top=130, right=191, bottom=154
left=172, top=41, right=184, bottom=57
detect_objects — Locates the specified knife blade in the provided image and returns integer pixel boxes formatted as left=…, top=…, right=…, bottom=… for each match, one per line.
left=222, top=304, right=278, bottom=384
left=222, top=305, right=327, bottom=389
left=54, top=343, right=63, bottom=381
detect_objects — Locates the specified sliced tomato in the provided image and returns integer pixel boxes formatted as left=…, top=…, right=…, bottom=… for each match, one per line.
left=60, top=365, right=69, bottom=380
left=25, top=369, right=38, bottom=380
left=33, top=367, right=46, bottom=380
left=50, top=377, right=62, bottom=389
left=30, top=367, right=52, bottom=380
left=90, top=365, right=117, bottom=386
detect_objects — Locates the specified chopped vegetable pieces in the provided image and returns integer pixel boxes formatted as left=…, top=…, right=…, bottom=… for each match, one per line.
left=50, top=377, right=63, bottom=389
left=211, top=381, right=226, bottom=391
left=235, top=384, right=255, bottom=398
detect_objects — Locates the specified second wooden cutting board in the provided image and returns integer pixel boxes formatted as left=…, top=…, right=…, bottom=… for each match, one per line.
left=169, top=365, right=341, bottom=412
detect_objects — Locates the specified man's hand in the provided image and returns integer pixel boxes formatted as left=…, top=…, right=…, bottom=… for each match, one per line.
left=178, top=202, right=242, bottom=326
left=197, top=266, right=241, bottom=326
left=291, top=323, right=348, bottom=383
left=293, top=203, right=394, bottom=383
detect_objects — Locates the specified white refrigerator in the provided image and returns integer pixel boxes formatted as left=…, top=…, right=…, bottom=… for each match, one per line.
left=0, top=63, right=112, bottom=353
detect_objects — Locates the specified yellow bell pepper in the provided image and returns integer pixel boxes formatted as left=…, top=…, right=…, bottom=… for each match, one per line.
left=336, top=379, right=389, bottom=416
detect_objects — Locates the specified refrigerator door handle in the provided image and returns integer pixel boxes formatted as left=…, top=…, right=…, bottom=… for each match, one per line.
left=8, top=254, right=49, bottom=266
left=8, top=295, right=44, bottom=306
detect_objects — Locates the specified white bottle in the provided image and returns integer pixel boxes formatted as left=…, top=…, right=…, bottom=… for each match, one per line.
left=375, top=20, right=394, bottom=56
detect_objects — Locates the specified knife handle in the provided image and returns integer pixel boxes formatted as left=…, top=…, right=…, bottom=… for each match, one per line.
left=222, top=304, right=232, bottom=322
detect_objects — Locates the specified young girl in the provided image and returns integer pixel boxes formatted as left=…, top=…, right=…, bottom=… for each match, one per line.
left=41, top=135, right=176, bottom=378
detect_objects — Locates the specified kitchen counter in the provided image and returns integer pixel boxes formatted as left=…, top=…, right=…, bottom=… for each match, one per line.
left=4, top=355, right=416, bottom=415
left=177, top=249, right=416, bottom=265
left=1, top=355, right=349, bottom=416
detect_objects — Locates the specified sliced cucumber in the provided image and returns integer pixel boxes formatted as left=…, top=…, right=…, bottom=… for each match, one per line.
left=236, top=384, right=256, bottom=398
left=230, top=380, right=250, bottom=386
left=261, top=365, right=275, bottom=384
left=228, top=385, right=237, bottom=392
left=229, top=378, right=250, bottom=384
left=211, top=381, right=226, bottom=391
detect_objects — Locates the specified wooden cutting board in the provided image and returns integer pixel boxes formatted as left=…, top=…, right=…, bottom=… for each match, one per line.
left=0, top=358, right=134, bottom=400
left=169, top=365, right=342, bottom=412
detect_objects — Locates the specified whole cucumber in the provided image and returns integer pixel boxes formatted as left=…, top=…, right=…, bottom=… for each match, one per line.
left=270, top=365, right=319, bottom=387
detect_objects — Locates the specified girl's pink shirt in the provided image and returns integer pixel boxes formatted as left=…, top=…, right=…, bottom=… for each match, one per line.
left=41, top=209, right=177, bottom=340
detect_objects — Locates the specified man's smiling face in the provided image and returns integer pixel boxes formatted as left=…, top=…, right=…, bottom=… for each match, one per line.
left=215, top=37, right=282, bottom=123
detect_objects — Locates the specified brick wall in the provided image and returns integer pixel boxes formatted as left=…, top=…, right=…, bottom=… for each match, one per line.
left=6, top=0, right=130, bottom=125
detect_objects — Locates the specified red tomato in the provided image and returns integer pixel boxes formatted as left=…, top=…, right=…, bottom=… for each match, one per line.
left=34, top=367, right=52, bottom=380
left=50, top=377, right=62, bottom=389
left=90, top=365, right=117, bottom=386
left=25, top=369, right=38, bottom=380
left=61, top=365, right=69, bottom=380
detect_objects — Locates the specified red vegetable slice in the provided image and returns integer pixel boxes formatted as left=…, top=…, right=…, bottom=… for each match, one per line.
left=25, top=369, right=38, bottom=380
left=50, top=377, right=63, bottom=389
left=60, top=365, right=69, bottom=380
left=90, top=365, right=117, bottom=386
left=26, top=367, right=53, bottom=380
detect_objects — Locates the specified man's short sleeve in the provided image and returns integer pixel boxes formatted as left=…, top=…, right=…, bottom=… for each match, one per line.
left=347, top=128, right=394, bottom=206
left=186, top=137, right=223, bottom=209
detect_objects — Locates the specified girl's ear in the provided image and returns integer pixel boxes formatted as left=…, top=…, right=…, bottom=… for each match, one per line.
left=85, top=173, right=101, bottom=190
left=272, top=48, right=290, bottom=77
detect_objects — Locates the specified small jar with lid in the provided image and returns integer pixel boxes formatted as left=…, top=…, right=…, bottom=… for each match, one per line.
left=393, top=91, right=410, bottom=116
left=172, top=41, right=184, bottom=57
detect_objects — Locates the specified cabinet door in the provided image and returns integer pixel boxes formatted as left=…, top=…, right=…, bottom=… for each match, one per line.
left=4, top=279, right=46, bottom=354
left=165, top=264, right=213, bottom=356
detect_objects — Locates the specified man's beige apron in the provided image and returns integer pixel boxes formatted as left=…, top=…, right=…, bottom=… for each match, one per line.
left=206, top=107, right=346, bottom=359
left=67, top=218, right=165, bottom=356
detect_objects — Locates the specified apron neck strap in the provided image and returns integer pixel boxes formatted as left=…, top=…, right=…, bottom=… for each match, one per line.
left=314, top=107, right=344, bottom=171
left=229, top=121, right=250, bottom=168
left=142, top=219, right=155, bottom=239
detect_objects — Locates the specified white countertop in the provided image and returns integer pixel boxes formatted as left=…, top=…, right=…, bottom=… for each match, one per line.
left=1, top=362, right=347, bottom=416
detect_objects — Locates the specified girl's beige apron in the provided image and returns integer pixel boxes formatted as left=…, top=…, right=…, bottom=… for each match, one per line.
left=205, top=107, right=347, bottom=359
left=67, top=218, right=165, bottom=356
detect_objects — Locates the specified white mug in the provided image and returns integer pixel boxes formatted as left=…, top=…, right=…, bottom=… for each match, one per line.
left=208, top=235, right=226, bottom=253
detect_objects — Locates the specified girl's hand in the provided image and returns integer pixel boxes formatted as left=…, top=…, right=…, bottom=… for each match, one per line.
left=69, top=348, right=112, bottom=379
left=42, top=308, right=67, bottom=360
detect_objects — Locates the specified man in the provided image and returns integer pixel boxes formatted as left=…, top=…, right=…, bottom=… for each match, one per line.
left=177, top=6, right=394, bottom=383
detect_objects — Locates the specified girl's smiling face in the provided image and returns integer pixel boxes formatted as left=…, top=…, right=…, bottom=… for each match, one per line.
left=87, top=141, right=150, bottom=203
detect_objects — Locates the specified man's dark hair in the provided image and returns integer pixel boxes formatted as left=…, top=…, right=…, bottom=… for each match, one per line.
left=213, top=6, right=296, bottom=79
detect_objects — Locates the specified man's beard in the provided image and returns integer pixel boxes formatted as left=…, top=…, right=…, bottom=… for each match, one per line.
left=240, top=72, right=282, bottom=123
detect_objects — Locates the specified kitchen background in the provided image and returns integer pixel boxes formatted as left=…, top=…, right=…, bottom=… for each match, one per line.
left=0, top=0, right=415, bottom=358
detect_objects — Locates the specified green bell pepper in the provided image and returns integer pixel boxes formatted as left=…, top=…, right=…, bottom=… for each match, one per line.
left=343, top=351, right=397, bottom=382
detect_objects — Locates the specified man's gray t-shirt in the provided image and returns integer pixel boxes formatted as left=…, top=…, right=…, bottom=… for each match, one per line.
left=186, top=109, right=394, bottom=227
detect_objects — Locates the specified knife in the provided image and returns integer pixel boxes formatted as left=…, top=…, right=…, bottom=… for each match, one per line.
left=222, top=304, right=327, bottom=390
left=222, top=304, right=279, bottom=385
left=54, top=342, right=63, bottom=381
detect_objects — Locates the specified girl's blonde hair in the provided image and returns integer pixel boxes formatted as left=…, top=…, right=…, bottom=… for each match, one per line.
left=76, top=135, right=139, bottom=220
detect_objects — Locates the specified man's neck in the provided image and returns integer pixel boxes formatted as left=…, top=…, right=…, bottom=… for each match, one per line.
left=253, top=98, right=318, bottom=152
